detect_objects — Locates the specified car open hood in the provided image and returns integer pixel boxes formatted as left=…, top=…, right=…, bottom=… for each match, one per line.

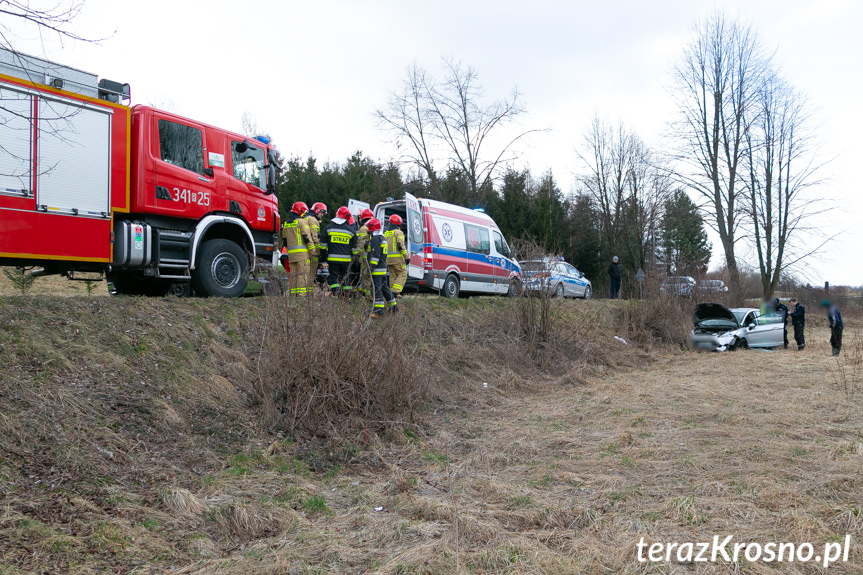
left=693, top=303, right=739, bottom=329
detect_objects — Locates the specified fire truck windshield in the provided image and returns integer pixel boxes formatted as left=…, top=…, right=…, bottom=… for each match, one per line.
left=231, top=140, right=266, bottom=190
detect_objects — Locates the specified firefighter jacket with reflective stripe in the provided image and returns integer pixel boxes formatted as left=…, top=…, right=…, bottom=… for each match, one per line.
left=306, top=215, right=322, bottom=250
left=384, top=224, right=408, bottom=263
left=320, top=220, right=358, bottom=263
left=356, top=223, right=371, bottom=256
left=368, top=232, right=389, bottom=275
left=282, top=213, right=314, bottom=262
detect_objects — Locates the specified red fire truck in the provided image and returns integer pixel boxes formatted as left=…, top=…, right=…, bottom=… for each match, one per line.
left=0, top=48, right=280, bottom=296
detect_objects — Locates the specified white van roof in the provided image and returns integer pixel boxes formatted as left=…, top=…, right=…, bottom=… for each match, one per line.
left=419, top=198, right=499, bottom=229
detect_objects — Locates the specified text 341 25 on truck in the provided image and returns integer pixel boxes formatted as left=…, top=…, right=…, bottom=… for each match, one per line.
left=372, top=194, right=521, bottom=298
left=0, top=48, right=281, bottom=296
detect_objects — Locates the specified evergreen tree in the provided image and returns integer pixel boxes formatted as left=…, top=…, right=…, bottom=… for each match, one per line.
left=661, top=189, right=711, bottom=275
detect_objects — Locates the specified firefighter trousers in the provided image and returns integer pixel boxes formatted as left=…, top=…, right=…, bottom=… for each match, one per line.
left=372, top=273, right=397, bottom=311
left=387, top=262, right=407, bottom=295
left=309, top=255, right=319, bottom=290
left=327, top=261, right=350, bottom=297
left=289, top=258, right=312, bottom=296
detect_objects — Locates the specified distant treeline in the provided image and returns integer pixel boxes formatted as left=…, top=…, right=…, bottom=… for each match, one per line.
left=275, top=152, right=710, bottom=293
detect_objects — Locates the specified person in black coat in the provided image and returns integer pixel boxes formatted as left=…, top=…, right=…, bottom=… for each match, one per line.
left=789, top=298, right=805, bottom=351
left=607, top=256, right=622, bottom=299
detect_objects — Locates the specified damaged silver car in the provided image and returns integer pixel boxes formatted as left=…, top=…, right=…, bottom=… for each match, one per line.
left=689, top=303, right=785, bottom=351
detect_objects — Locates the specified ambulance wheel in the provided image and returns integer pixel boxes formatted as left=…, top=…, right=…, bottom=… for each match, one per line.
left=193, top=239, right=248, bottom=298
left=442, top=274, right=460, bottom=299
left=507, top=278, right=522, bottom=297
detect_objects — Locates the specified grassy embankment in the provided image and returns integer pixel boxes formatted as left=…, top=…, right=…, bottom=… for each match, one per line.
left=0, top=280, right=861, bottom=574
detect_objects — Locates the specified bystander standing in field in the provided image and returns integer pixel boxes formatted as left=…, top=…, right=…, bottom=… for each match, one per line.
left=789, top=298, right=805, bottom=351
left=607, top=256, right=622, bottom=299
left=821, top=299, right=843, bottom=356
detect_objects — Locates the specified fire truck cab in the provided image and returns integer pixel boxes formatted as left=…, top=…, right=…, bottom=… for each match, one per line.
left=0, top=48, right=280, bottom=297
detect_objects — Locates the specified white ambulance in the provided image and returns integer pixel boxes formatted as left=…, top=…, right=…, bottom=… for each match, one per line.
left=372, top=193, right=522, bottom=297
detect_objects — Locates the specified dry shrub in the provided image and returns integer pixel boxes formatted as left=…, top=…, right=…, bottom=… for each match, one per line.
left=252, top=296, right=430, bottom=437
left=161, top=488, right=207, bottom=517
left=829, top=330, right=863, bottom=399
left=621, top=273, right=693, bottom=347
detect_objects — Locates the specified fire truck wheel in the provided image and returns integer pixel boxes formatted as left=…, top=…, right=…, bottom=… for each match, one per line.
left=193, top=239, right=248, bottom=298
left=442, top=274, right=460, bottom=299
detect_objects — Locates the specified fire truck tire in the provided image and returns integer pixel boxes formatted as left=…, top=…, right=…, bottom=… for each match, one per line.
left=442, top=274, right=460, bottom=299
left=192, top=239, right=248, bottom=298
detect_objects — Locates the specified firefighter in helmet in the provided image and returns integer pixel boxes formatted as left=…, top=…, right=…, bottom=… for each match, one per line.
left=384, top=214, right=409, bottom=297
left=350, top=208, right=376, bottom=297
left=367, top=218, right=397, bottom=317
left=320, top=206, right=357, bottom=297
left=306, top=202, right=327, bottom=288
left=282, top=201, right=315, bottom=296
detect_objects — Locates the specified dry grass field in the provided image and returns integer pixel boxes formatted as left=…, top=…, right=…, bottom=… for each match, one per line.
left=0, top=290, right=861, bottom=574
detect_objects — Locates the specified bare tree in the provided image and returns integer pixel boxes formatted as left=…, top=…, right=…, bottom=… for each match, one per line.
left=622, top=137, right=671, bottom=272
left=576, top=115, right=631, bottom=257
left=669, top=12, right=769, bottom=301
left=376, top=57, right=539, bottom=203
left=0, top=1, right=93, bottom=49
left=375, top=64, right=438, bottom=189
left=743, top=74, right=826, bottom=298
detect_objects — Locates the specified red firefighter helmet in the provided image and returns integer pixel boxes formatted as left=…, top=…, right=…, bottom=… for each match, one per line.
left=347, top=215, right=355, bottom=225
left=291, top=201, right=309, bottom=216
left=366, top=218, right=382, bottom=232
left=388, top=214, right=403, bottom=227
left=359, top=208, right=375, bottom=221
left=310, top=202, right=328, bottom=216
left=335, top=206, right=351, bottom=220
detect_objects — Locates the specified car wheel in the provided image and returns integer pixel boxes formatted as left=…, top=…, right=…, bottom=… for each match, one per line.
left=507, top=278, right=522, bottom=298
left=192, top=239, right=249, bottom=298
left=731, top=337, right=749, bottom=351
left=554, top=283, right=565, bottom=298
left=442, top=274, right=460, bottom=299
left=583, top=286, right=592, bottom=300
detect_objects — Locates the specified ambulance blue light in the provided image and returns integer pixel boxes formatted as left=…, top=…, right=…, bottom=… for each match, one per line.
left=473, top=207, right=485, bottom=213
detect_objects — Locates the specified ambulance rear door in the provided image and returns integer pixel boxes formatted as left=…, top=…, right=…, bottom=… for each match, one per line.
left=404, top=192, right=424, bottom=281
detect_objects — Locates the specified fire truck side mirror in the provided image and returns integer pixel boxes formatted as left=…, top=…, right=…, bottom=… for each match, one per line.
left=203, top=168, right=214, bottom=178
left=266, top=164, right=276, bottom=194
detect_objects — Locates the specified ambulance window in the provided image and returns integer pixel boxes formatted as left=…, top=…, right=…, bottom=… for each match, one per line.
left=493, top=231, right=505, bottom=254
left=158, top=119, right=204, bottom=175
left=464, top=224, right=490, bottom=255
left=231, top=140, right=266, bottom=189
left=408, top=207, right=423, bottom=244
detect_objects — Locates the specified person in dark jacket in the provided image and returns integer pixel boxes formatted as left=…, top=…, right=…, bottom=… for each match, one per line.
left=607, top=256, right=622, bottom=299
left=773, top=298, right=789, bottom=349
left=789, top=298, right=805, bottom=351
left=319, top=207, right=358, bottom=298
left=821, top=299, right=843, bottom=356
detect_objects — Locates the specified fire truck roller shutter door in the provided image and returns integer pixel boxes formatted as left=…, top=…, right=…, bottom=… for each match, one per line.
left=37, top=98, right=112, bottom=216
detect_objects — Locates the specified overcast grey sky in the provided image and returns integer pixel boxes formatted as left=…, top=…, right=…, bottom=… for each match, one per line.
left=12, top=0, right=863, bottom=285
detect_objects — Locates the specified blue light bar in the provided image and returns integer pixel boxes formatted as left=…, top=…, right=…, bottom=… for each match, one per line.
left=473, top=207, right=485, bottom=213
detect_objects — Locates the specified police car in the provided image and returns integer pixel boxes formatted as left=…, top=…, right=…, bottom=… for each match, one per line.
left=521, top=257, right=592, bottom=299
